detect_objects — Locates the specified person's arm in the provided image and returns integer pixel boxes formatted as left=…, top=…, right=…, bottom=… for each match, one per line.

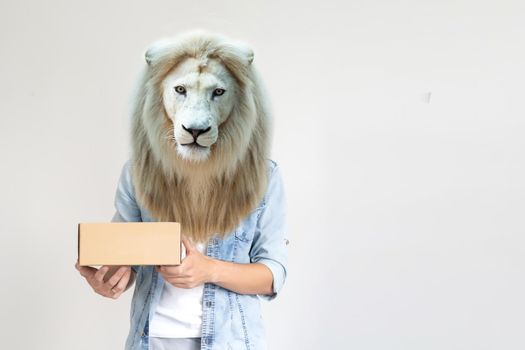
left=75, top=160, right=141, bottom=298
left=247, top=163, right=289, bottom=301
left=109, top=160, right=143, bottom=281
left=209, top=260, right=274, bottom=295
left=157, top=236, right=273, bottom=295
left=156, top=162, right=289, bottom=300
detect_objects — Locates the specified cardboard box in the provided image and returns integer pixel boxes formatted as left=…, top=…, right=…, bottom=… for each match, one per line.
left=78, top=222, right=181, bottom=266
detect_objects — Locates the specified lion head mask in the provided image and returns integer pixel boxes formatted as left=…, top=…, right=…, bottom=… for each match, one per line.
left=129, top=30, right=273, bottom=243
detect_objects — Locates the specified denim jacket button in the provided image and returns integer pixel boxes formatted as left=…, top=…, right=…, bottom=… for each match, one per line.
left=140, top=331, right=145, bottom=337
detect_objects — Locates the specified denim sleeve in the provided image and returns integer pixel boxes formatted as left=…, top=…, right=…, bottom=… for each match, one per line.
left=110, top=160, right=142, bottom=274
left=250, top=162, right=289, bottom=301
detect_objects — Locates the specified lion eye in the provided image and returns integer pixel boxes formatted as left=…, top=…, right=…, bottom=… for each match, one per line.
left=213, top=88, right=225, bottom=97
left=174, top=85, right=186, bottom=95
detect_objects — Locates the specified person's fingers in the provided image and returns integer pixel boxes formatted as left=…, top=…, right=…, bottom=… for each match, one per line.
left=77, top=263, right=98, bottom=279
left=93, top=266, right=110, bottom=284
left=106, top=266, right=129, bottom=289
left=181, top=235, right=195, bottom=255
left=166, top=277, right=191, bottom=284
left=110, top=269, right=131, bottom=298
left=170, top=281, right=192, bottom=289
left=158, top=265, right=185, bottom=277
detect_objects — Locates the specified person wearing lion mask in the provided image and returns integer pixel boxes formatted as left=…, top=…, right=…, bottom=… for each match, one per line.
left=75, top=30, right=289, bottom=350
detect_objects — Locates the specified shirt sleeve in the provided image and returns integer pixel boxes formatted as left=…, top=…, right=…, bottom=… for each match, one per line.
left=250, top=162, right=289, bottom=301
left=111, top=159, right=142, bottom=274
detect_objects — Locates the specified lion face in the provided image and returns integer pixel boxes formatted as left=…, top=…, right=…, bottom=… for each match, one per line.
left=132, top=31, right=272, bottom=239
left=161, top=57, right=237, bottom=162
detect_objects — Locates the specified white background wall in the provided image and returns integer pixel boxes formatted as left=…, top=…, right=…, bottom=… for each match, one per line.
left=1, top=1, right=524, bottom=349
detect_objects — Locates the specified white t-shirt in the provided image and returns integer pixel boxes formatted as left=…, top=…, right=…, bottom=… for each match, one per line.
left=149, top=241, right=207, bottom=338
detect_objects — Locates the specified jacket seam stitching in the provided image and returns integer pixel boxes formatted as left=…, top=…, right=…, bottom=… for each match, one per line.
left=235, top=293, right=251, bottom=350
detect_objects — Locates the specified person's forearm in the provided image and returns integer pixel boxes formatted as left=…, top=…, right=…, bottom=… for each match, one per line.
left=208, top=259, right=274, bottom=296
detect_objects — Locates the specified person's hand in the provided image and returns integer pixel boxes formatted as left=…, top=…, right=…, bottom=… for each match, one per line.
left=75, top=261, right=133, bottom=299
left=156, top=235, right=216, bottom=288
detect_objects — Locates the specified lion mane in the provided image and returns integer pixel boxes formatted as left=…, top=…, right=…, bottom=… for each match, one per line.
left=129, top=30, right=273, bottom=243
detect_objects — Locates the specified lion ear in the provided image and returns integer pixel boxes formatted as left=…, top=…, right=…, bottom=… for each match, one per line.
left=241, top=46, right=254, bottom=65
left=246, top=49, right=254, bottom=65
left=144, top=47, right=161, bottom=66
left=145, top=51, right=153, bottom=65
left=227, top=39, right=254, bottom=66
left=241, top=47, right=255, bottom=65
left=144, top=37, right=175, bottom=66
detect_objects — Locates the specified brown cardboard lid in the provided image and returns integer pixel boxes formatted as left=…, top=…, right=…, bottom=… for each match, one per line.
left=78, top=222, right=181, bottom=266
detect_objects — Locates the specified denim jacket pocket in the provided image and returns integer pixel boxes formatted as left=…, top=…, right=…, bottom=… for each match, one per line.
left=234, top=203, right=265, bottom=243
left=234, top=229, right=252, bottom=243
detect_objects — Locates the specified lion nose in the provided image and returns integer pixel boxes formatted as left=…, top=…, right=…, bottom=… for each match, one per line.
left=182, top=125, right=211, bottom=139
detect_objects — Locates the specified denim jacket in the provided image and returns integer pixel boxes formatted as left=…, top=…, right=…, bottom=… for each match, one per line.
left=110, top=158, right=289, bottom=350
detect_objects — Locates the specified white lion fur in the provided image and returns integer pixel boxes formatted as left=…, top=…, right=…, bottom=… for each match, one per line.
left=129, top=29, right=273, bottom=243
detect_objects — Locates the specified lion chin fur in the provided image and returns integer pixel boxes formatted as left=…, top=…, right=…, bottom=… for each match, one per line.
left=129, top=29, right=273, bottom=243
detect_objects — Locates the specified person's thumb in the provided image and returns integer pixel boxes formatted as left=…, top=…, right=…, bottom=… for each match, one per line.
left=181, top=235, right=195, bottom=255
